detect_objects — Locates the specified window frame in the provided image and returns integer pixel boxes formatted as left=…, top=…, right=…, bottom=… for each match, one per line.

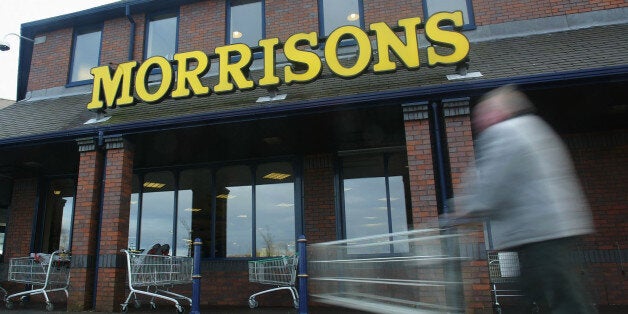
left=226, top=0, right=266, bottom=60
left=143, top=9, right=180, bottom=61
left=318, top=0, right=365, bottom=37
left=129, top=157, right=301, bottom=260
left=338, top=151, right=412, bottom=256
left=422, top=0, right=476, bottom=30
left=67, top=24, right=103, bottom=87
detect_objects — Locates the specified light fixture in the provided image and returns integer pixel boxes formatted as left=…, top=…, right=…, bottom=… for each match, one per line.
left=143, top=182, right=166, bottom=189
left=263, top=172, right=291, bottom=180
left=0, top=33, right=35, bottom=52
left=53, top=190, right=61, bottom=195
left=184, top=208, right=202, bottom=212
left=232, top=31, right=243, bottom=39
left=347, top=13, right=360, bottom=21
left=217, top=194, right=236, bottom=199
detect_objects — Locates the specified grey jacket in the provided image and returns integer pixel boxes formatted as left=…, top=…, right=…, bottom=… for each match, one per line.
left=456, top=114, right=594, bottom=250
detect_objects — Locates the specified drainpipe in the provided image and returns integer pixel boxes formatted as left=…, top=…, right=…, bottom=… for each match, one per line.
left=92, top=130, right=107, bottom=309
left=126, top=4, right=135, bottom=61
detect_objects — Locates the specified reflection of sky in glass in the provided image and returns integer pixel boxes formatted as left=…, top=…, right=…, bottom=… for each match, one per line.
left=389, top=176, right=409, bottom=252
left=425, top=0, right=470, bottom=25
left=229, top=1, right=263, bottom=46
left=59, top=196, right=74, bottom=251
left=321, top=0, right=361, bottom=35
left=177, top=190, right=193, bottom=256
left=226, top=186, right=252, bottom=257
left=146, top=14, right=177, bottom=59
left=344, top=177, right=389, bottom=254
left=256, top=182, right=295, bottom=256
left=70, top=30, right=101, bottom=82
left=128, top=193, right=139, bottom=249
left=140, top=190, right=174, bottom=251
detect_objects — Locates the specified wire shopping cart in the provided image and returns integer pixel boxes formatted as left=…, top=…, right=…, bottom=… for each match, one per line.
left=121, top=249, right=193, bottom=313
left=488, top=251, right=538, bottom=313
left=4, top=251, right=71, bottom=311
left=248, top=255, right=299, bottom=309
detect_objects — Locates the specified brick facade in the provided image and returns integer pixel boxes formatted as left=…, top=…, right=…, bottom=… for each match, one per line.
left=303, top=154, right=337, bottom=244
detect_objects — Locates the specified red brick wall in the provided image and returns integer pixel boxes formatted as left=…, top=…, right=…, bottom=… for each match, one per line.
left=27, top=28, right=72, bottom=91
left=565, top=131, right=628, bottom=306
left=179, top=1, right=225, bottom=54
left=364, top=0, right=423, bottom=27
left=303, top=154, right=337, bottom=244
left=4, top=178, right=37, bottom=259
left=266, top=0, right=318, bottom=41
left=473, top=0, right=627, bottom=26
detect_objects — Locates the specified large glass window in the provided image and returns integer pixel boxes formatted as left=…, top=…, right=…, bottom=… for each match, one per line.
left=129, top=161, right=296, bottom=259
left=228, top=0, right=264, bottom=47
left=423, top=0, right=475, bottom=29
left=40, top=178, right=76, bottom=253
left=341, top=153, right=411, bottom=254
left=140, top=172, right=175, bottom=254
left=145, top=11, right=178, bottom=59
left=319, top=0, right=363, bottom=36
left=69, top=25, right=102, bottom=83
left=255, top=162, right=295, bottom=257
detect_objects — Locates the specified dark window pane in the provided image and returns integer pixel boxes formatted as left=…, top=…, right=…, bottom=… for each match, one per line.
left=215, top=165, right=252, bottom=258
left=256, top=162, right=295, bottom=257
left=140, top=172, right=175, bottom=252
left=178, top=168, right=212, bottom=257
left=229, top=0, right=263, bottom=46
left=320, top=0, right=361, bottom=36
left=146, top=12, right=178, bottom=59
left=70, top=27, right=101, bottom=82
left=43, top=178, right=75, bottom=253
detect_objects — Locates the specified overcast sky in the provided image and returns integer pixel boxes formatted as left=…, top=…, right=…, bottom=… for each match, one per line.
left=0, top=0, right=120, bottom=101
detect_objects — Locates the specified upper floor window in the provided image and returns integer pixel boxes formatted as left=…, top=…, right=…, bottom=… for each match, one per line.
left=69, top=25, right=102, bottom=84
left=145, top=11, right=178, bottom=60
left=423, top=0, right=476, bottom=30
left=319, top=0, right=363, bottom=36
left=227, top=0, right=264, bottom=47
left=340, top=152, right=411, bottom=255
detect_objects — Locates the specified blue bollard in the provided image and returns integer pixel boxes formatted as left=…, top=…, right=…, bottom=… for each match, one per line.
left=190, top=238, right=202, bottom=314
left=297, top=235, right=308, bottom=314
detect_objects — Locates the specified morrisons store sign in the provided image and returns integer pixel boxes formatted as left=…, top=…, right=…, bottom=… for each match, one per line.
left=87, top=11, right=470, bottom=110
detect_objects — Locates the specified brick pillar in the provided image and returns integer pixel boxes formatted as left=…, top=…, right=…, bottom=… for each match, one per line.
left=94, top=136, right=134, bottom=312
left=443, top=99, right=492, bottom=313
left=303, top=154, right=337, bottom=244
left=402, top=102, right=437, bottom=228
left=4, top=178, right=38, bottom=259
left=68, top=138, right=104, bottom=311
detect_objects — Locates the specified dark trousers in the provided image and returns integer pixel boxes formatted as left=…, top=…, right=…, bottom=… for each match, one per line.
left=516, top=237, right=597, bottom=314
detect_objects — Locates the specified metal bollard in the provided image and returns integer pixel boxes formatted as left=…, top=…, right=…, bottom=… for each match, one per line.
left=297, top=235, right=308, bottom=314
left=191, top=238, right=202, bottom=314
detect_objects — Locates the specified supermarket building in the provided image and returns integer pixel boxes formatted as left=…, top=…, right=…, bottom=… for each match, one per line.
left=0, top=0, right=626, bottom=312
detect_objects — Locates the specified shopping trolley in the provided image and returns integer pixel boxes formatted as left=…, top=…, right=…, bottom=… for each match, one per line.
left=4, top=251, right=71, bottom=311
left=121, top=249, right=193, bottom=313
left=248, top=255, right=299, bottom=309
left=488, top=251, right=539, bottom=313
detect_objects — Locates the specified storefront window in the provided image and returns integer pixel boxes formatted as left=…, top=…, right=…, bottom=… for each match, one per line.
left=128, top=175, right=140, bottom=250
left=423, top=0, right=475, bottom=29
left=69, top=25, right=102, bottom=83
left=319, top=0, right=363, bottom=36
left=145, top=11, right=178, bottom=59
left=216, top=165, right=253, bottom=258
left=341, top=153, right=410, bottom=254
left=140, top=171, right=175, bottom=253
left=255, top=162, right=295, bottom=257
left=178, top=169, right=212, bottom=257
left=228, top=0, right=264, bottom=47
left=41, top=178, right=76, bottom=253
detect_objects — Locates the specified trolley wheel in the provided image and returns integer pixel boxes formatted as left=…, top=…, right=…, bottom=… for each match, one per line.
left=45, top=302, right=54, bottom=311
left=248, top=298, right=258, bottom=309
left=494, top=303, right=502, bottom=314
left=176, top=304, right=185, bottom=314
left=134, top=299, right=142, bottom=309
left=293, top=300, right=299, bottom=309
left=150, top=302, right=157, bottom=310
left=121, top=304, right=128, bottom=313
left=5, top=300, right=13, bottom=310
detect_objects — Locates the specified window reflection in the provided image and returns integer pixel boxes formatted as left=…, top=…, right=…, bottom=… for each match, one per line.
left=70, top=26, right=102, bottom=82
left=146, top=12, right=178, bottom=59
left=42, top=178, right=75, bottom=253
left=178, top=169, right=212, bottom=257
left=216, top=166, right=253, bottom=258
left=256, top=162, right=295, bottom=257
left=320, top=0, right=362, bottom=36
left=342, top=153, right=410, bottom=254
left=140, top=172, right=175, bottom=253
left=128, top=175, right=140, bottom=250
left=229, top=0, right=263, bottom=47
left=424, top=0, right=474, bottom=29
